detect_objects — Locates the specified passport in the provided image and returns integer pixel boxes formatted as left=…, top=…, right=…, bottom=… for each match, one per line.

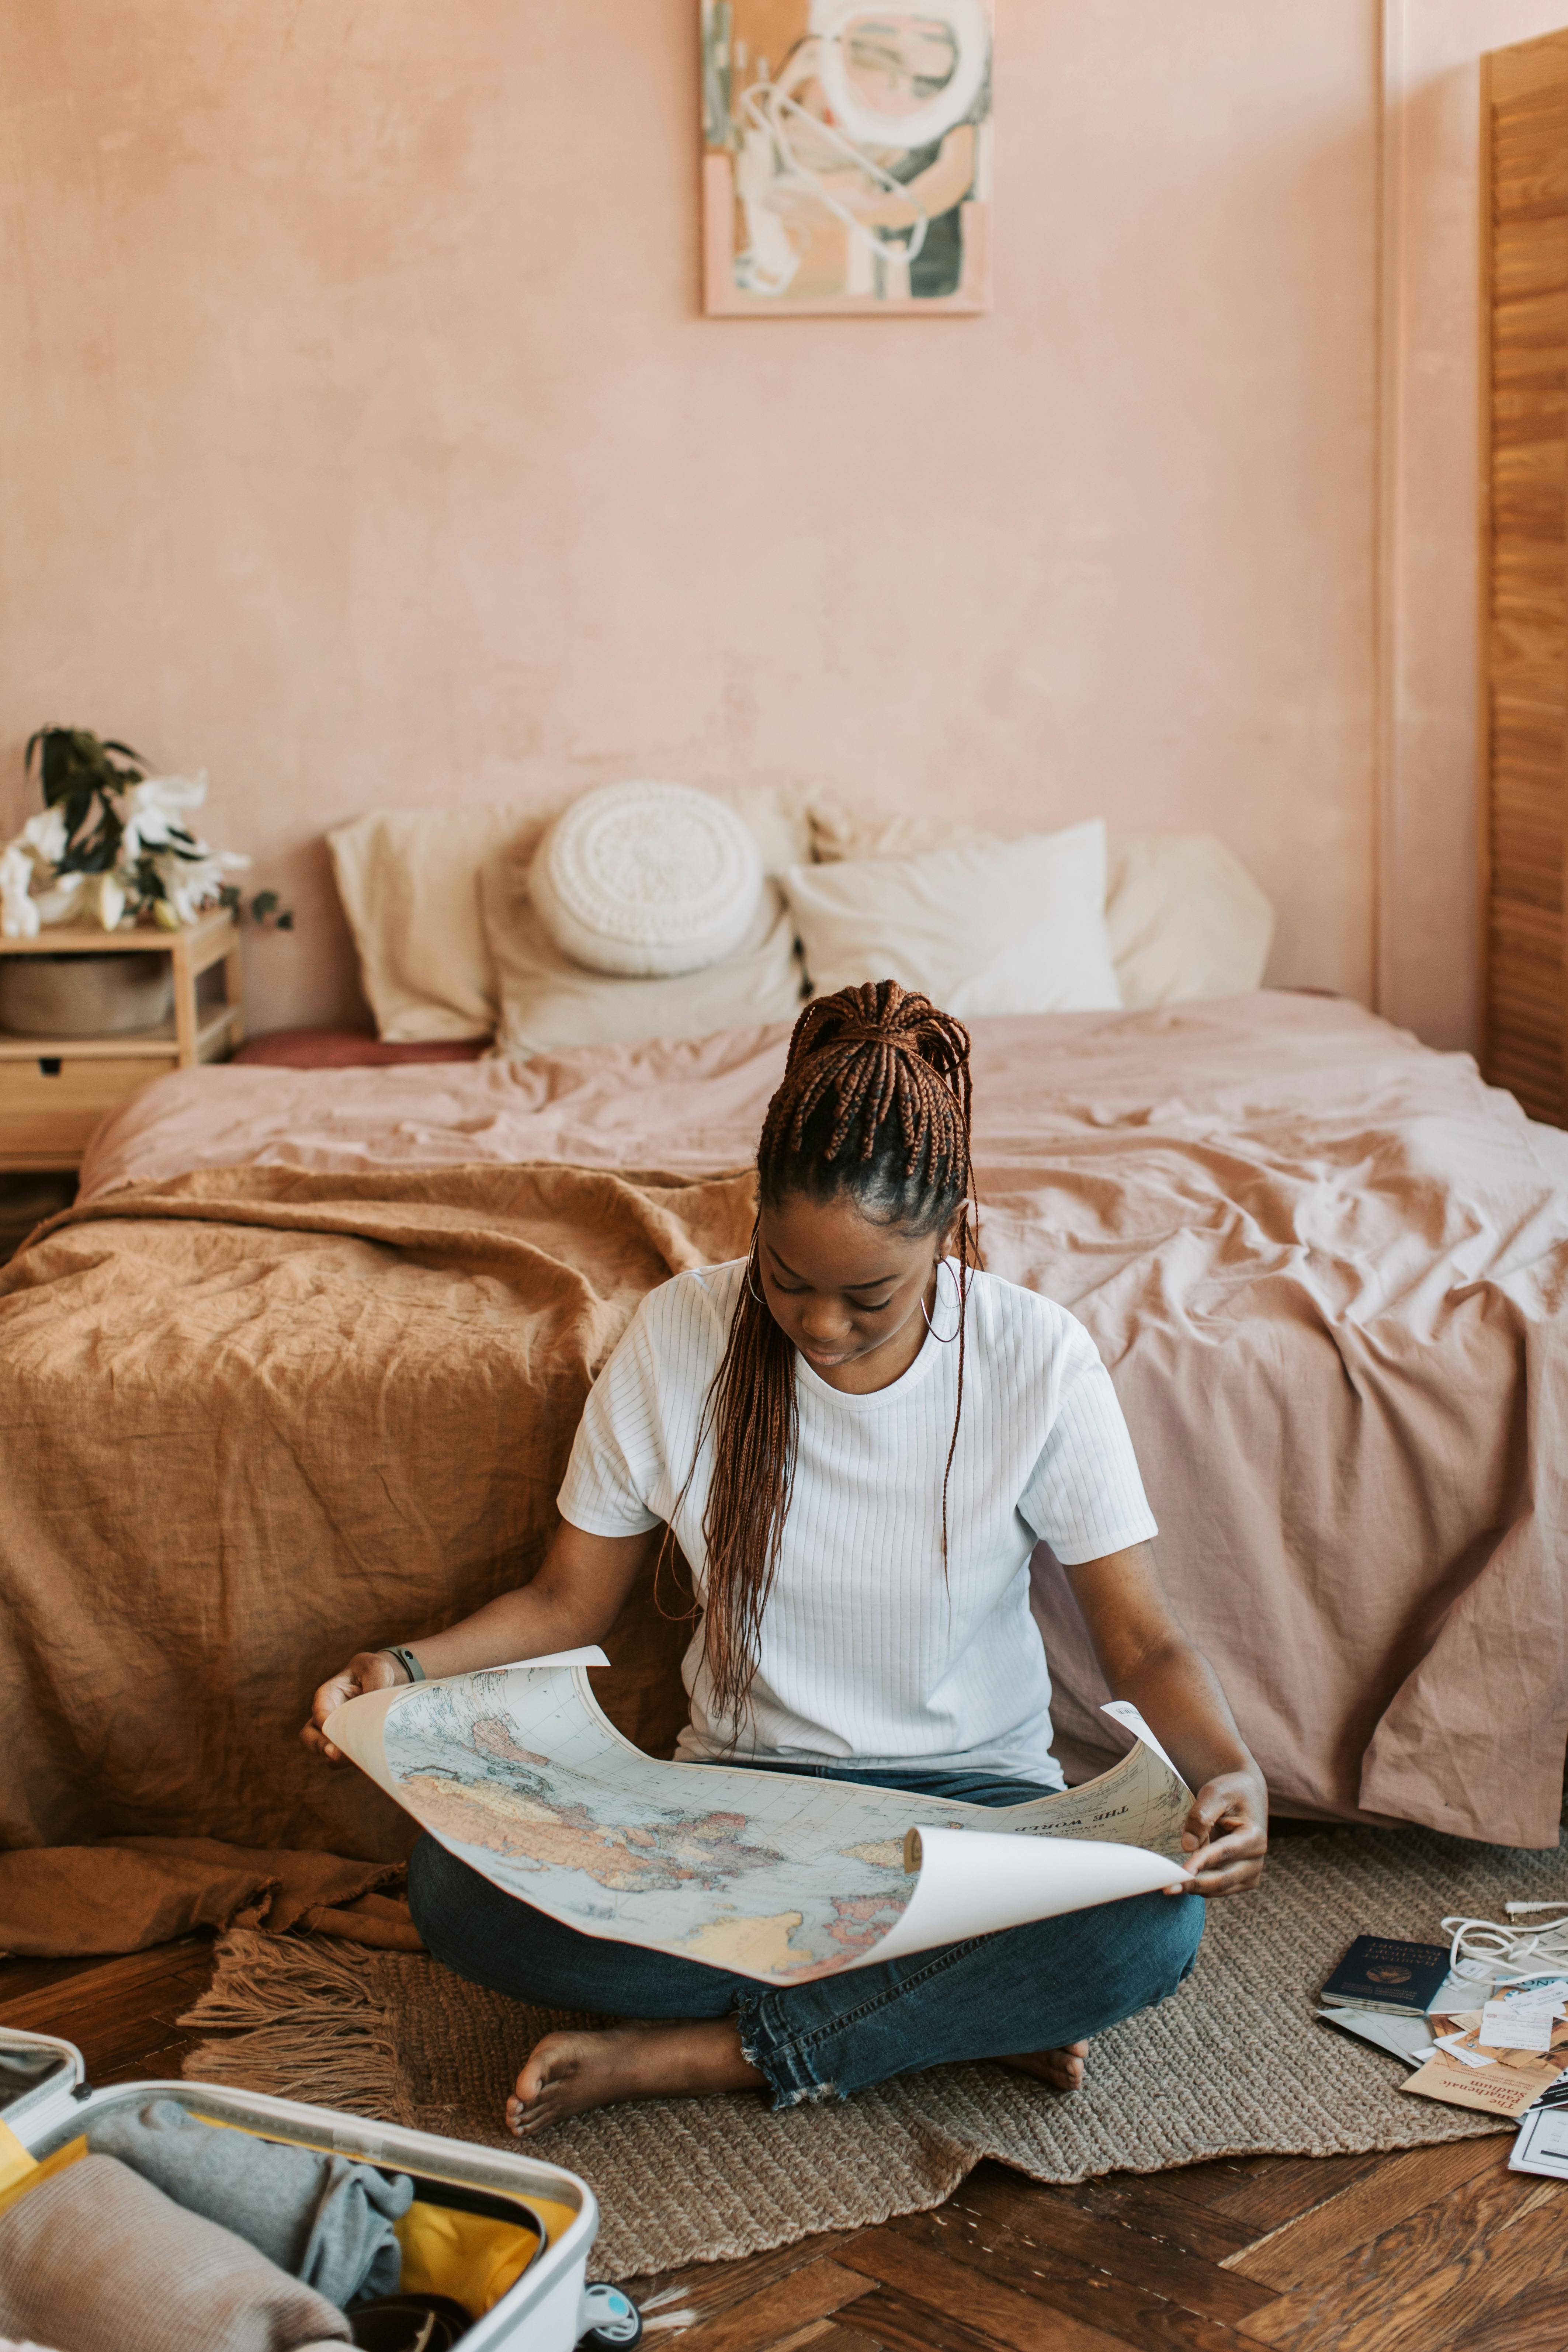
left=1320, top=1934, right=1453, bottom=2017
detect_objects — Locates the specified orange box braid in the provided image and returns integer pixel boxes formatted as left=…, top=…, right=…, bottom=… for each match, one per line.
left=673, top=980, right=979, bottom=1732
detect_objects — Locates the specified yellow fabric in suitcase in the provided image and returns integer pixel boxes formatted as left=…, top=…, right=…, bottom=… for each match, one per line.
left=395, top=2199, right=541, bottom=2316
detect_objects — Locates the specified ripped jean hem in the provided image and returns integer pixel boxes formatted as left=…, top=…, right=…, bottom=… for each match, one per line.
left=733, top=2004, right=840, bottom=2109
left=732, top=1933, right=993, bottom=2109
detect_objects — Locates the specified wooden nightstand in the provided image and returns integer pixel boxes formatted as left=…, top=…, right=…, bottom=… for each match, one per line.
left=0, top=908, right=244, bottom=1172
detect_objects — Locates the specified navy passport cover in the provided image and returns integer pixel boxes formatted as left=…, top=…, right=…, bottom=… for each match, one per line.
left=1320, top=1935, right=1451, bottom=2015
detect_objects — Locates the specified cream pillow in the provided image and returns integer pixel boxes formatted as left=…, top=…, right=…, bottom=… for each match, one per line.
left=483, top=855, right=805, bottom=1059
left=780, top=822, right=1123, bottom=1017
left=705, top=783, right=814, bottom=878
left=807, top=799, right=989, bottom=864
left=1104, top=832, right=1274, bottom=1006
left=330, top=787, right=812, bottom=1043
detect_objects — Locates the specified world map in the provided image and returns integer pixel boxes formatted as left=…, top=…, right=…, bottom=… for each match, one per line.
left=371, top=1665, right=1192, bottom=1985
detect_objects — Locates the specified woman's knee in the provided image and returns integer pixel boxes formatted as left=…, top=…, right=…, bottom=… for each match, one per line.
left=408, top=1836, right=587, bottom=2005
left=406, top=1830, right=449, bottom=1936
left=1049, top=1888, right=1203, bottom=2039
left=406, top=1832, right=499, bottom=1969
left=1123, top=1888, right=1204, bottom=2007
left=407, top=1836, right=734, bottom=2017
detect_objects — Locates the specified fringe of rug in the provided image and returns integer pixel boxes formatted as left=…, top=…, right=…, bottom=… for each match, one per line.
left=178, top=1928, right=416, bottom=2128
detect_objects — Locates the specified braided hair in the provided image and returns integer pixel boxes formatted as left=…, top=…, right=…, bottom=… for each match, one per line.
left=680, top=979, right=978, bottom=1730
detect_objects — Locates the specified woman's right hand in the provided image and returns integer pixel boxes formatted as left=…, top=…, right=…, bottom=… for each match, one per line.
left=301, top=1649, right=404, bottom=1765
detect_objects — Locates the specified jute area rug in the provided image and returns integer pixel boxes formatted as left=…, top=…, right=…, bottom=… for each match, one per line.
left=179, top=1820, right=1565, bottom=2283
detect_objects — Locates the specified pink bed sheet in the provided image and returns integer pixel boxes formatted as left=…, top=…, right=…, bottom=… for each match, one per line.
left=76, top=994, right=1568, bottom=1844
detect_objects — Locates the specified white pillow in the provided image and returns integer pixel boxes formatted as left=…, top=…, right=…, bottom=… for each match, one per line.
left=780, top=822, right=1123, bottom=1017
left=806, top=800, right=1274, bottom=1009
left=329, top=787, right=812, bottom=1042
left=530, top=782, right=763, bottom=976
left=1104, top=833, right=1274, bottom=1006
left=483, top=856, right=805, bottom=1059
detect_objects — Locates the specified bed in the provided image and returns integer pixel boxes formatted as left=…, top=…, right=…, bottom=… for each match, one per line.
left=3, top=987, right=1565, bottom=1874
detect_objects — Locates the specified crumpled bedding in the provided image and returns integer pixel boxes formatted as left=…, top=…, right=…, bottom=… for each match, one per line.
left=4, top=992, right=1566, bottom=1881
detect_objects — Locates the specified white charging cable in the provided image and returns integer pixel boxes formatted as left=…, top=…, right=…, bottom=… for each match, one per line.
left=1443, top=1904, right=1568, bottom=1986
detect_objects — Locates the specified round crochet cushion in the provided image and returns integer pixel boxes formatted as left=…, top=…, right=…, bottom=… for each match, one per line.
left=528, top=782, right=764, bottom=976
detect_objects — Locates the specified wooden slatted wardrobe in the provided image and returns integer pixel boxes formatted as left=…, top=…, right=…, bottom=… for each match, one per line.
left=1481, top=28, right=1568, bottom=1124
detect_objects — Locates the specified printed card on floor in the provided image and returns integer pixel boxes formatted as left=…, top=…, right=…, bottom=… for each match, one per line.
left=1480, top=2001, right=1556, bottom=2053
left=1403, top=2011, right=1568, bottom=2119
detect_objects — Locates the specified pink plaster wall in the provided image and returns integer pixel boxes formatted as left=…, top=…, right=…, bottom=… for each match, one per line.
left=0, top=1, right=1380, bottom=1034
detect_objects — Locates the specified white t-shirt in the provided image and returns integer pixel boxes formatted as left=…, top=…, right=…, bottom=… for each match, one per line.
left=557, top=1260, right=1157, bottom=1782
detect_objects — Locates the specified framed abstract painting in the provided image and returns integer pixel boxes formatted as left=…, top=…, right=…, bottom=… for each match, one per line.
left=701, top=3, right=993, bottom=316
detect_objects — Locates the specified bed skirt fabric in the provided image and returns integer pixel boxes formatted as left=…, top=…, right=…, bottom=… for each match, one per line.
left=3, top=994, right=1567, bottom=1877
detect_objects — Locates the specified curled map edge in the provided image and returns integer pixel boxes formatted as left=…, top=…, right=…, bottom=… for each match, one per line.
left=327, top=1665, right=1194, bottom=1987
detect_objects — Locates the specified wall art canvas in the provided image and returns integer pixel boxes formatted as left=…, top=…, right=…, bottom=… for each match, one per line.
left=701, top=3, right=993, bottom=316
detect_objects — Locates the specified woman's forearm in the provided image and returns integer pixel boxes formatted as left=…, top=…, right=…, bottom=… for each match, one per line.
left=398, top=1579, right=606, bottom=1680
left=394, top=1520, right=658, bottom=1680
left=1109, top=1635, right=1259, bottom=1793
left=1064, top=1545, right=1262, bottom=1790
left=1064, top=1545, right=1267, bottom=1896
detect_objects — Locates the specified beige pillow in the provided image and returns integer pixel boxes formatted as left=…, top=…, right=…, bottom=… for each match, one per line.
left=807, top=798, right=990, bottom=864
left=328, top=805, right=534, bottom=1043
left=483, top=854, right=805, bottom=1059
left=330, top=788, right=812, bottom=1043
left=705, top=783, right=814, bottom=878
left=806, top=800, right=1274, bottom=1009
left=780, top=823, right=1123, bottom=1017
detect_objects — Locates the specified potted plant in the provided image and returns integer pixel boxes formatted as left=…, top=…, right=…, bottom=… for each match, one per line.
left=0, top=728, right=292, bottom=1038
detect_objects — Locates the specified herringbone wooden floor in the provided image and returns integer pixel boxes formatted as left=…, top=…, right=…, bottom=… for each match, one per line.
left=4, top=1940, right=1561, bottom=2351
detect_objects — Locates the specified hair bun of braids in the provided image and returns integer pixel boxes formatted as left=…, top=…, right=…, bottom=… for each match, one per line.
left=786, top=976, right=968, bottom=1071
left=767, top=980, right=974, bottom=1202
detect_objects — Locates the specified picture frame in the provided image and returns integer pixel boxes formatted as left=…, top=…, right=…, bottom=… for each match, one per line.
left=701, top=2, right=994, bottom=317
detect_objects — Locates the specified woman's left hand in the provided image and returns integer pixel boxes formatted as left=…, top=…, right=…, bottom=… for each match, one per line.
left=1168, top=1770, right=1267, bottom=1898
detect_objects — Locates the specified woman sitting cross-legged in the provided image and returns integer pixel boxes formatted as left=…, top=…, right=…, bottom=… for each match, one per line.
left=304, top=980, right=1266, bottom=2134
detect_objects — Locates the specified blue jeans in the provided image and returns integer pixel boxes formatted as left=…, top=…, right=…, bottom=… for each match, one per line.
left=407, top=1760, right=1204, bottom=2108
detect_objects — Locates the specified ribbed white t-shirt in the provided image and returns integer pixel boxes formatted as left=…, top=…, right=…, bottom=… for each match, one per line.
left=558, top=1260, right=1157, bottom=1782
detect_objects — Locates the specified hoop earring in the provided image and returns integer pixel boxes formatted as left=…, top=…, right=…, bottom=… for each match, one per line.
left=920, top=1257, right=964, bottom=1342
left=746, top=1250, right=767, bottom=1306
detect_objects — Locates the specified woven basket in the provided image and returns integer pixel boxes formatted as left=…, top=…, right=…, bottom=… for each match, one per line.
left=0, top=952, right=173, bottom=1039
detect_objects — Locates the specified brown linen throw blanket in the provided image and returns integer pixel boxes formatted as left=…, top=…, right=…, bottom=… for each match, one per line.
left=0, top=1840, right=420, bottom=1956
left=0, top=1165, right=749, bottom=1865
left=2, top=994, right=1566, bottom=1931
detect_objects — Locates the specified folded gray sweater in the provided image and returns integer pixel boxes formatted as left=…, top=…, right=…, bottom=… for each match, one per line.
left=88, top=2099, right=414, bottom=2306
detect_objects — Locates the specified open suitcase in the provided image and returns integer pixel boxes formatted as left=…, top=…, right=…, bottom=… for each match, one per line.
left=0, top=2028, right=641, bottom=2350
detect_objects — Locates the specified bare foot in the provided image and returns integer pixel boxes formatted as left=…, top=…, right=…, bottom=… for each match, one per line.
left=506, top=2018, right=764, bottom=2136
left=998, top=2038, right=1089, bottom=2093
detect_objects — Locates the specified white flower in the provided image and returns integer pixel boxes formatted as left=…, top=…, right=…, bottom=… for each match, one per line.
left=121, top=772, right=209, bottom=863
left=4, top=766, right=254, bottom=934
left=17, top=807, right=69, bottom=867
left=0, top=844, right=41, bottom=938
left=151, top=844, right=249, bottom=925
